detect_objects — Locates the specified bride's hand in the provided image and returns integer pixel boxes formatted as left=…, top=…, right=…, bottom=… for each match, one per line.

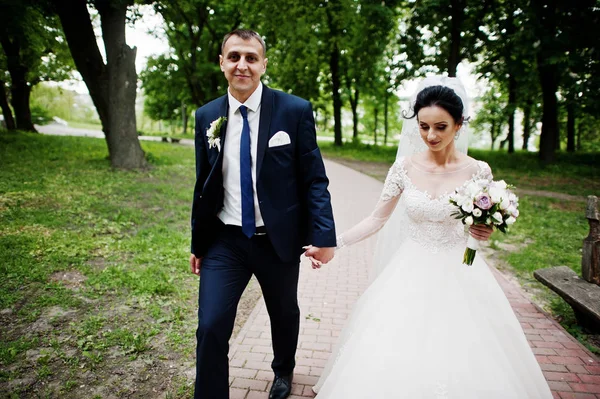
left=469, top=224, right=493, bottom=241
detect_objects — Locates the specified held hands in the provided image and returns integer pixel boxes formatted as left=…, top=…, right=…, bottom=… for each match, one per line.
left=190, top=254, right=202, bottom=276
left=303, top=245, right=335, bottom=269
left=469, top=224, right=494, bottom=241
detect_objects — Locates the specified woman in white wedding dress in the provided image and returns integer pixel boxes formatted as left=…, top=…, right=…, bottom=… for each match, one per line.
left=310, top=77, right=553, bottom=398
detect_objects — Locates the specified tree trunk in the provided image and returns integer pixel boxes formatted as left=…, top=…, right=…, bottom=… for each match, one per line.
left=53, top=0, right=146, bottom=169
left=507, top=74, right=516, bottom=153
left=373, top=106, right=378, bottom=145
left=384, top=92, right=389, bottom=145
left=534, top=0, right=560, bottom=164
left=566, top=102, right=575, bottom=152
left=350, top=88, right=359, bottom=141
left=0, top=79, right=16, bottom=130
left=326, top=5, right=343, bottom=147
left=10, top=78, right=35, bottom=131
left=490, top=120, right=496, bottom=150
left=330, top=45, right=342, bottom=146
left=447, top=0, right=465, bottom=77
left=522, top=101, right=532, bottom=150
left=537, top=61, right=559, bottom=163
left=182, top=101, right=188, bottom=135
left=0, top=33, right=36, bottom=131
left=576, top=119, right=581, bottom=151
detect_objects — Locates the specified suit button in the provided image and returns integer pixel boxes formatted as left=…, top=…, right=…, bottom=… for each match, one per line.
left=199, top=195, right=203, bottom=199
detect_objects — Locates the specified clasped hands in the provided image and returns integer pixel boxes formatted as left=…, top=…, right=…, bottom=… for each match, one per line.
left=303, top=245, right=335, bottom=269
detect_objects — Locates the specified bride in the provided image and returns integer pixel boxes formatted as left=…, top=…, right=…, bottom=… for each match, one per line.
left=307, top=77, right=553, bottom=398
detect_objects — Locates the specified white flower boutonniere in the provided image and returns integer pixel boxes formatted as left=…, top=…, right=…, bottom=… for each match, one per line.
left=206, top=116, right=227, bottom=151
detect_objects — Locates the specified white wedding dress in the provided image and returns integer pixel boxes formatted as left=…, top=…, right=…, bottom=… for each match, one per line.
left=313, top=157, right=553, bottom=398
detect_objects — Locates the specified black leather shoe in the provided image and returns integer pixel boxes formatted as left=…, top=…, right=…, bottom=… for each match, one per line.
left=269, top=373, right=293, bottom=399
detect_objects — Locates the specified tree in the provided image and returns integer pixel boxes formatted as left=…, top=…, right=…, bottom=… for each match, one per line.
left=50, top=0, right=146, bottom=169
left=0, top=0, right=72, bottom=131
left=140, top=54, right=192, bottom=133
left=401, top=0, right=492, bottom=76
left=476, top=0, right=540, bottom=154
left=472, top=86, right=507, bottom=150
left=150, top=0, right=243, bottom=108
left=341, top=0, right=400, bottom=141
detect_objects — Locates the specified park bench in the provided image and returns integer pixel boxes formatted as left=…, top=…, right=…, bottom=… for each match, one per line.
left=534, top=195, right=600, bottom=333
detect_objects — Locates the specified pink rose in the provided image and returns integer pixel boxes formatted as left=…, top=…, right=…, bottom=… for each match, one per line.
left=475, top=193, right=492, bottom=210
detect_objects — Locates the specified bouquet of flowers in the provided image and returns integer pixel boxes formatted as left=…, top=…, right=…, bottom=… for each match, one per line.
left=449, top=179, right=519, bottom=265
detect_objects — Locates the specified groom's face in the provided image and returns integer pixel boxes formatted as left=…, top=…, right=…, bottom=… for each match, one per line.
left=220, top=35, right=268, bottom=103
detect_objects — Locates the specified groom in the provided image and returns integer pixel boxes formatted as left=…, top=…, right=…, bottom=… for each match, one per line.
left=189, top=29, right=336, bottom=399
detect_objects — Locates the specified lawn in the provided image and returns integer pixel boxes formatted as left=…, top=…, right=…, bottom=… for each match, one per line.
left=0, top=131, right=202, bottom=398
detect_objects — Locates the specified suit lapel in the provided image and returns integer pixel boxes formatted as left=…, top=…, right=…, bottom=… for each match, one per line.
left=214, top=96, right=229, bottom=166
left=256, top=86, right=273, bottom=179
left=204, top=96, right=228, bottom=192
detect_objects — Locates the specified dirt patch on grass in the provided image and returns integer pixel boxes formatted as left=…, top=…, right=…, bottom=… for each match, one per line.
left=50, top=270, right=87, bottom=290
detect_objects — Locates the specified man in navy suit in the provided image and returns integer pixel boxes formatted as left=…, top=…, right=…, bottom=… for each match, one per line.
left=189, top=29, right=336, bottom=399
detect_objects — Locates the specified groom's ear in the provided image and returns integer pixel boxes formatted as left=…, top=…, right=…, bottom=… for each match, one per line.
left=219, top=55, right=224, bottom=71
left=262, top=58, right=268, bottom=75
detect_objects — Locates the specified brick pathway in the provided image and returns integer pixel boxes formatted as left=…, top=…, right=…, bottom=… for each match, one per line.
left=226, top=160, right=600, bottom=399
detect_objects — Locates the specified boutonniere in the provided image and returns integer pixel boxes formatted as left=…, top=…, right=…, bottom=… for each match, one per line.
left=206, top=116, right=227, bottom=151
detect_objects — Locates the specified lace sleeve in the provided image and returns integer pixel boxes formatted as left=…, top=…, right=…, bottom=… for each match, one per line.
left=477, top=160, right=493, bottom=181
left=336, top=160, right=405, bottom=249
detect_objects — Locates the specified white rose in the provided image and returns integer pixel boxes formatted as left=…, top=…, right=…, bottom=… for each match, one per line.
left=500, top=197, right=511, bottom=210
left=509, top=193, right=518, bottom=203
left=495, top=180, right=507, bottom=189
left=512, top=209, right=519, bottom=218
left=506, top=216, right=516, bottom=225
left=492, top=212, right=503, bottom=224
left=464, top=216, right=474, bottom=226
left=472, top=208, right=482, bottom=217
left=488, top=187, right=503, bottom=203
left=461, top=201, right=474, bottom=213
left=466, top=182, right=480, bottom=197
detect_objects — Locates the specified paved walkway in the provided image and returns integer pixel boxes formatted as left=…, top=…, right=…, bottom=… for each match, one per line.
left=227, top=159, right=600, bottom=399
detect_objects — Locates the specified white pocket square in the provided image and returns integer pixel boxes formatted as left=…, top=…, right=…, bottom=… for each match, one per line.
left=268, top=131, right=291, bottom=147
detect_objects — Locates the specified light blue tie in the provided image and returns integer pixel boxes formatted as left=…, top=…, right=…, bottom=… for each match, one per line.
left=239, top=106, right=255, bottom=238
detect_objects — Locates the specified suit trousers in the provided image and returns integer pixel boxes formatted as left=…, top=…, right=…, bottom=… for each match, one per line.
left=194, top=225, right=301, bottom=399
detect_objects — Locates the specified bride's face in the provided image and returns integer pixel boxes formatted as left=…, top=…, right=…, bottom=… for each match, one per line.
left=417, top=106, right=462, bottom=152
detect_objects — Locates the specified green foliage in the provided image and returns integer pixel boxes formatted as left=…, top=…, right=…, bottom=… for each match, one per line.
left=149, top=0, right=240, bottom=107
left=30, top=103, right=53, bottom=125
left=140, top=55, right=190, bottom=122
left=30, top=84, right=100, bottom=124
left=0, top=0, right=74, bottom=86
left=471, top=84, right=509, bottom=149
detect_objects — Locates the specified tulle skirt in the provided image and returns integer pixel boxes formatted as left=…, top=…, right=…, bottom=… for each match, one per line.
left=313, top=239, right=553, bottom=398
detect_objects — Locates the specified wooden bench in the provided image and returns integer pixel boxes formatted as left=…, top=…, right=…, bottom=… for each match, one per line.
left=533, top=195, right=600, bottom=333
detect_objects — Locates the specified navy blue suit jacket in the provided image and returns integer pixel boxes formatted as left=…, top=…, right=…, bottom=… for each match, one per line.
left=191, top=86, right=336, bottom=262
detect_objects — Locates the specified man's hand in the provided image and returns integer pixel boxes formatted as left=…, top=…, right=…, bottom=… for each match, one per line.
left=303, top=245, right=335, bottom=269
left=190, top=254, right=202, bottom=276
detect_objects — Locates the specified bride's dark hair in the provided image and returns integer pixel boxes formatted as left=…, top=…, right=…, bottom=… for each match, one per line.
left=405, top=85, right=464, bottom=124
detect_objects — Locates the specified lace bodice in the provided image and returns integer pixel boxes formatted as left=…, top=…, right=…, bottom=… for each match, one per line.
left=337, top=157, right=493, bottom=253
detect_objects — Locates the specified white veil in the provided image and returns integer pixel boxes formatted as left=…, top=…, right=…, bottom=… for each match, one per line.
left=369, top=75, right=471, bottom=281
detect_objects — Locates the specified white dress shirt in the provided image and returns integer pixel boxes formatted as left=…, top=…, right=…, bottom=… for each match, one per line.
left=218, top=83, right=265, bottom=228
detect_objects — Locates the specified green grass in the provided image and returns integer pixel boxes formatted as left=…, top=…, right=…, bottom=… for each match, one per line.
left=0, top=130, right=199, bottom=397
left=319, top=140, right=398, bottom=163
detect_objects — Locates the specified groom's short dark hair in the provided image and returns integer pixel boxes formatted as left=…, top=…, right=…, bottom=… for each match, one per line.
left=221, top=29, right=267, bottom=57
